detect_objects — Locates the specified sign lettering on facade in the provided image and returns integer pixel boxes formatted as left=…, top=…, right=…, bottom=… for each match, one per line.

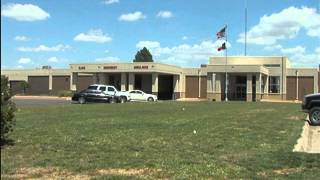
left=134, top=65, right=148, bottom=69
left=103, top=66, right=117, bottom=70
left=78, top=66, right=85, bottom=70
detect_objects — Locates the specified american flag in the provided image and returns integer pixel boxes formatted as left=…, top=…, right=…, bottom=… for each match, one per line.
left=216, top=26, right=226, bottom=39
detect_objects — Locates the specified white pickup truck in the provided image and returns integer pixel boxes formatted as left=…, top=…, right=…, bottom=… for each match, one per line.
left=87, top=84, right=131, bottom=103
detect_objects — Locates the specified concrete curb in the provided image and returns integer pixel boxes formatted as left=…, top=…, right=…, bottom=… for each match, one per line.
left=176, top=98, right=208, bottom=102
left=13, top=95, right=71, bottom=100
left=260, top=99, right=301, bottom=104
left=293, top=119, right=320, bottom=153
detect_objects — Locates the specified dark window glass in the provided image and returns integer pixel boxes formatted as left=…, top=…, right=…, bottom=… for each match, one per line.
left=269, top=76, right=280, bottom=93
left=108, top=87, right=115, bottom=91
left=236, top=76, right=246, bottom=84
left=88, top=85, right=98, bottom=90
left=99, top=86, right=106, bottom=91
left=264, top=64, right=280, bottom=67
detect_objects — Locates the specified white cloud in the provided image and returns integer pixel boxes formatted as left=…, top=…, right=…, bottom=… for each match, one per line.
left=286, top=46, right=320, bottom=67
left=238, top=6, right=320, bottom=45
left=119, top=11, right=146, bottom=22
left=315, top=47, right=320, bottom=54
left=135, top=40, right=231, bottom=67
left=263, top=44, right=283, bottom=51
left=14, top=35, right=31, bottom=41
left=182, top=36, right=188, bottom=40
left=17, top=44, right=71, bottom=52
left=48, top=57, right=59, bottom=63
left=157, top=11, right=173, bottom=18
left=74, top=29, right=112, bottom=43
left=136, top=41, right=161, bottom=49
left=103, top=0, right=119, bottom=5
left=280, top=45, right=305, bottom=54
left=1, top=3, right=50, bottom=21
left=16, top=65, right=24, bottom=69
left=264, top=45, right=319, bottom=67
left=95, top=56, right=120, bottom=62
left=288, top=51, right=320, bottom=67
left=18, top=57, right=31, bottom=64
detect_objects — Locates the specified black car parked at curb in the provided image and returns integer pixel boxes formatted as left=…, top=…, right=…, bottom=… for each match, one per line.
left=72, top=89, right=120, bottom=104
left=302, top=93, right=320, bottom=126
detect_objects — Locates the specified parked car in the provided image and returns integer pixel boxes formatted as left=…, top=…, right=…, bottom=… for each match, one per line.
left=128, top=90, right=158, bottom=102
left=72, top=89, right=119, bottom=104
left=87, top=84, right=130, bottom=103
left=302, top=93, right=320, bottom=125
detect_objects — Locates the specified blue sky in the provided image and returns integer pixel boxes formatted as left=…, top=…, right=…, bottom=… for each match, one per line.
left=1, top=0, right=320, bottom=69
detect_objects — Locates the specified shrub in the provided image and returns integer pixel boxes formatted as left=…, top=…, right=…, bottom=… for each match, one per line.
left=19, top=81, right=30, bottom=95
left=1, top=76, right=16, bottom=143
left=57, top=90, right=74, bottom=97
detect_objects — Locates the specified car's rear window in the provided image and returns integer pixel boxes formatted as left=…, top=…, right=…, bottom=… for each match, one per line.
left=88, top=85, right=98, bottom=90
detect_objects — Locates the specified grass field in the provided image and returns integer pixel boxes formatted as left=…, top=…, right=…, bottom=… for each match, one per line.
left=1, top=101, right=320, bottom=179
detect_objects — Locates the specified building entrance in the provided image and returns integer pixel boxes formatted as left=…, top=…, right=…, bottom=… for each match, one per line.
left=234, top=76, right=247, bottom=101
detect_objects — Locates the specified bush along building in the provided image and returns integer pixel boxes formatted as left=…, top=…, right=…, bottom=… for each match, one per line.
left=2, top=56, right=319, bottom=101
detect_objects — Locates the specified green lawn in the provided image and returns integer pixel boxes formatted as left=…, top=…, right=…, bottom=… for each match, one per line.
left=1, top=102, right=320, bottom=179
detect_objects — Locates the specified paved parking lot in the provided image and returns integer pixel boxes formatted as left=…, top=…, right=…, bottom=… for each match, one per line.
left=12, top=96, right=71, bottom=106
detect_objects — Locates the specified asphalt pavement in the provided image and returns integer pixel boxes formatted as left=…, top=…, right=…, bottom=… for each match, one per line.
left=12, top=96, right=71, bottom=106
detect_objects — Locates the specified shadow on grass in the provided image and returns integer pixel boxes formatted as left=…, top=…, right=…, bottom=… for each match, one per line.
left=0, top=138, right=15, bottom=148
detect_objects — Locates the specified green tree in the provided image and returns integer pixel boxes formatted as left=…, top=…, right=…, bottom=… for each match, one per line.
left=20, top=81, right=30, bottom=95
left=1, top=76, right=16, bottom=144
left=133, top=47, right=153, bottom=62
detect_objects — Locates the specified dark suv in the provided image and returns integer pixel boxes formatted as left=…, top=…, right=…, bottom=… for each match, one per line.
left=302, top=93, right=320, bottom=126
left=72, top=89, right=119, bottom=104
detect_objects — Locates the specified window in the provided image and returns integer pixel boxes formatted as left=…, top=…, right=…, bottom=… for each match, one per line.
left=88, top=85, right=98, bottom=90
left=236, top=76, right=246, bottom=84
left=264, top=64, right=280, bottom=67
left=108, top=87, right=115, bottom=92
left=99, top=86, right=106, bottom=91
left=269, top=76, right=280, bottom=93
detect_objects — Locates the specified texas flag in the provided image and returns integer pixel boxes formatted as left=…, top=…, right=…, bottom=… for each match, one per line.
left=216, top=26, right=226, bottom=39
left=217, top=42, right=226, bottom=51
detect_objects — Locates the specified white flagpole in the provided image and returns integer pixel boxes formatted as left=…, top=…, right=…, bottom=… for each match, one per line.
left=245, top=0, right=247, bottom=56
left=225, top=25, right=228, bottom=101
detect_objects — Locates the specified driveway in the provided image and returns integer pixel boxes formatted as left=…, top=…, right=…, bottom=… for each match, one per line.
left=12, top=96, right=71, bottom=106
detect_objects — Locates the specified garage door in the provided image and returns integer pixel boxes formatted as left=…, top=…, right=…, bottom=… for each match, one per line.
left=298, top=77, right=314, bottom=100
left=52, top=76, right=70, bottom=93
left=76, top=76, right=93, bottom=92
left=9, top=80, right=24, bottom=95
left=286, top=76, right=297, bottom=100
left=27, top=76, right=49, bottom=95
left=286, top=76, right=313, bottom=100
left=185, top=76, right=199, bottom=98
